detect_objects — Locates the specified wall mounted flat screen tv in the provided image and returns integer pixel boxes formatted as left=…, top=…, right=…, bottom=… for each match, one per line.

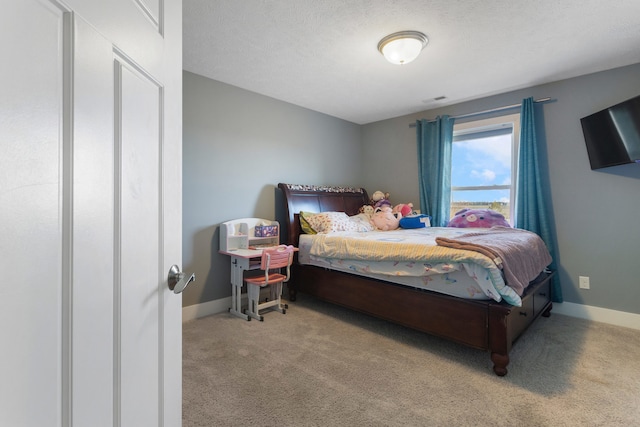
left=580, top=94, right=640, bottom=170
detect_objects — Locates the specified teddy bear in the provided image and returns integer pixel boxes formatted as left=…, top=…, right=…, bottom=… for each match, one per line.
left=370, top=190, right=392, bottom=209
left=358, top=204, right=375, bottom=218
left=370, top=205, right=400, bottom=231
left=447, top=208, right=511, bottom=228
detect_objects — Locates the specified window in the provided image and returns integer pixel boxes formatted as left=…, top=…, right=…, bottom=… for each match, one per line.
left=450, top=114, right=520, bottom=223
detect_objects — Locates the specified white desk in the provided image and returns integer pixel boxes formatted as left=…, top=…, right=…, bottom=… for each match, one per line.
left=219, top=249, right=262, bottom=320
left=219, top=247, right=297, bottom=320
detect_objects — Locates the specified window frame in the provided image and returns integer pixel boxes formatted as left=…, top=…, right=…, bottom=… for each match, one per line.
left=450, top=113, right=521, bottom=223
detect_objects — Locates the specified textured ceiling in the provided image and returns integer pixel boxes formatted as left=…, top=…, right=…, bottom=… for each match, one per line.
left=183, top=0, right=640, bottom=125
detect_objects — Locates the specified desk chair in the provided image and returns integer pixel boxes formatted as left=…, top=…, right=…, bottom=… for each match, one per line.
left=244, top=245, right=294, bottom=321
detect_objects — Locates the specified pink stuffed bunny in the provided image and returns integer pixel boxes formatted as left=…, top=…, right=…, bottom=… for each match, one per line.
left=370, top=206, right=400, bottom=231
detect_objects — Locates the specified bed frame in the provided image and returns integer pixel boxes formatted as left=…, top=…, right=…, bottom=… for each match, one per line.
left=278, top=183, right=553, bottom=376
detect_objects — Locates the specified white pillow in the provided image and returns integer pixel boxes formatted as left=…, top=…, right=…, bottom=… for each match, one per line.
left=300, top=211, right=360, bottom=234
left=349, top=213, right=375, bottom=232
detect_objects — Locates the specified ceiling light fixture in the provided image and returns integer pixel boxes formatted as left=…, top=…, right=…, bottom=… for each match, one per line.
left=377, top=31, right=428, bottom=65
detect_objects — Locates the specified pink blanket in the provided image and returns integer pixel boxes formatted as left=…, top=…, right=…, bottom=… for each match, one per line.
left=436, top=227, right=552, bottom=296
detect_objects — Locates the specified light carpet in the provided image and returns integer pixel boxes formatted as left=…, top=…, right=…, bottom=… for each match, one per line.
left=183, top=294, right=640, bottom=426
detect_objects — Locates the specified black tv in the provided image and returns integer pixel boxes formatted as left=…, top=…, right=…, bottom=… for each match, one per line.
left=580, top=94, right=640, bottom=170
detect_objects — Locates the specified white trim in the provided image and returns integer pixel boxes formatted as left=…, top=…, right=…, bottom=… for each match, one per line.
left=182, top=298, right=640, bottom=330
left=552, top=302, right=640, bottom=330
left=182, top=297, right=233, bottom=322
left=451, top=113, right=520, bottom=223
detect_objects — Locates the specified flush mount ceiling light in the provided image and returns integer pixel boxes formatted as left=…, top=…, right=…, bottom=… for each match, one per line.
left=377, top=31, right=428, bottom=65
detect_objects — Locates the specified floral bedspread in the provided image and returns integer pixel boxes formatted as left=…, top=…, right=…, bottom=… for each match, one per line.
left=307, top=227, right=523, bottom=306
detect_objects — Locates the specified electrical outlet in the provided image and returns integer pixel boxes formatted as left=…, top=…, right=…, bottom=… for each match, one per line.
left=579, top=276, right=590, bottom=289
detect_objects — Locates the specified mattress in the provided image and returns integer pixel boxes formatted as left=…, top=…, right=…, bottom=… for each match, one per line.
left=299, top=231, right=512, bottom=303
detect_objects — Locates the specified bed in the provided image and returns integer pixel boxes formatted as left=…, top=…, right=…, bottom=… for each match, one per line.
left=277, top=183, right=554, bottom=376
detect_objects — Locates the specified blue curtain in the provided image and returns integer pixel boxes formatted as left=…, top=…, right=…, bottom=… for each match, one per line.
left=416, top=116, right=455, bottom=227
left=516, top=97, right=563, bottom=302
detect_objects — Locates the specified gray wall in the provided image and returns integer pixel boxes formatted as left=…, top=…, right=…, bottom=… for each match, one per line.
left=362, top=63, right=640, bottom=315
left=184, top=64, right=640, bottom=315
left=182, top=71, right=363, bottom=307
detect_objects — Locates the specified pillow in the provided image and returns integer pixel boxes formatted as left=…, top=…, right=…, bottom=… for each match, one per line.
left=447, top=208, right=510, bottom=228
left=299, top=212, right=317, bottom=234
left=349, top=213, right=375, bottom=232
left=399, top=214, right=431, bottom=229
left=299, top=211, right=360, bottom=234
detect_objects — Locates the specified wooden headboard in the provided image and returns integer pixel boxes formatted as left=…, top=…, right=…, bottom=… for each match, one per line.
left=277, top=183, right=369, bottom=246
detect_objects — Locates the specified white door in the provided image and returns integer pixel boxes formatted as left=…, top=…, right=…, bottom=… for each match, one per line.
left=0, top=1, right=183, bottom=426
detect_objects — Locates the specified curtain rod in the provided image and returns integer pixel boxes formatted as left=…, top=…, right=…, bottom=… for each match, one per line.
left=409, top=97, right=552, bottom=127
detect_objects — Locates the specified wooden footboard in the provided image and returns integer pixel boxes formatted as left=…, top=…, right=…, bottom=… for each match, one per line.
left=487, top=273, right=553, bottom=375
left=292, top=264, right=490, bottom=348
left=290, top=266, right=553, bottom=376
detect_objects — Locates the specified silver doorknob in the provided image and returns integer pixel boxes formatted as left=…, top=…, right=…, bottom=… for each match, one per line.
left=168, top=265, right=195, bottom=294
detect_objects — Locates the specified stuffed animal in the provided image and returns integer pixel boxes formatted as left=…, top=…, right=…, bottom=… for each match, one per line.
left=370, top=206, right=400, bottom=231
left=370, top=190, right=392, bottom=208
left=358, top=204, right=375, bottom=218
left=392, top=203, right=414, bottom=218
left=447, top=208, right=511, bottom=228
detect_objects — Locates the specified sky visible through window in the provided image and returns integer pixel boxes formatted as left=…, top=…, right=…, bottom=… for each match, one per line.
left=451, top=133, right=512, bottom=203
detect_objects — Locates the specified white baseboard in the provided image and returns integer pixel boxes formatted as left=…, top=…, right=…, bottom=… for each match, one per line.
left=183, top=298, right=640, bottom=330
left=552, top=302, right=640, bottom=330
left=182, top=297, right=232, bottom=322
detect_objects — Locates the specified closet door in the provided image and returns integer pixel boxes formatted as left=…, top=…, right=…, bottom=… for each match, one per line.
left=0, top=1, right=182, bottom=425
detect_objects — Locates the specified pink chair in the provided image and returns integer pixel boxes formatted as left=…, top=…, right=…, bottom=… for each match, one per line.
left=244, top=245, right=294, bottom=321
